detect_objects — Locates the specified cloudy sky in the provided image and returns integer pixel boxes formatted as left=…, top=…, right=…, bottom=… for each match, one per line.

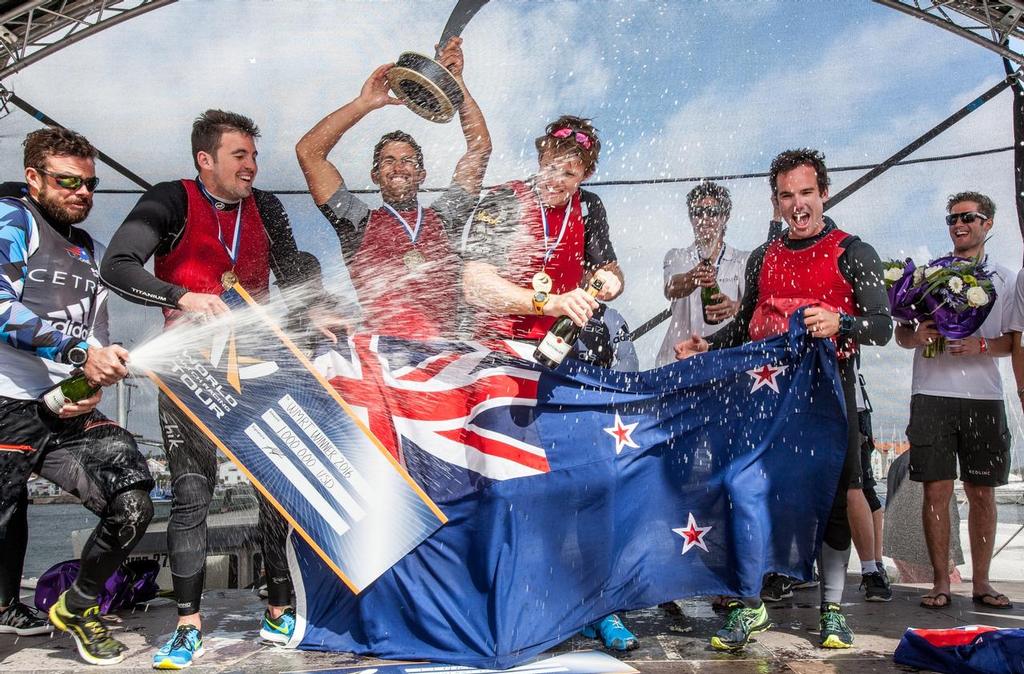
left=1, top=0, right=1021, bottom=457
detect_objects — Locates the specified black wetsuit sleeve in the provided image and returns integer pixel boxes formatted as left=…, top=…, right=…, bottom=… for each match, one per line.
left=581, top=189, right=617, bottom=271
left=253, top=190, right=306, bottom=289
left=316, top=184, right=370, bottom=267
left=100, top=181, right=189, bottom=308
left=430, top=183, right=478, bottom=238
left=707, top=244, right=765, bottom=350
left=838, top=238, right=893, bottom=346
left=461, top=187, right=520, bottom=266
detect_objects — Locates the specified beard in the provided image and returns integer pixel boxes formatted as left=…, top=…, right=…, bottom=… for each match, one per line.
left=37, top=185, right=91, bottom=226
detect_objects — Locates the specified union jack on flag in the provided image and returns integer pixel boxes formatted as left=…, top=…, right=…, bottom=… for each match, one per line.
left=313, top=335, right=553, bottom=498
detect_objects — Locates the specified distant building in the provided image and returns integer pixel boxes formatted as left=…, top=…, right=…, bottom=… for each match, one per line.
left=218, top=461, right=245, bottom=486
left=27, top=476, right=60, bottom=498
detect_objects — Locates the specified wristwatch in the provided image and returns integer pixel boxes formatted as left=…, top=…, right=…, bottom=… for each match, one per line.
left=838, top=312, right=855, bottom=337
left=67, top=344, right=89, bottom=367
left=532, top=291, right=549, bottom=315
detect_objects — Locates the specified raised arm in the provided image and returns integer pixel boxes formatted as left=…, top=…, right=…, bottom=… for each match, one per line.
left=436, top=37, right=492, bottom=196
left=295, top=63, right=403, bottom=206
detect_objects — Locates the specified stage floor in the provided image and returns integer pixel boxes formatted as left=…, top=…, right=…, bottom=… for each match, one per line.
left=3, top=575, right=1021, bottom=673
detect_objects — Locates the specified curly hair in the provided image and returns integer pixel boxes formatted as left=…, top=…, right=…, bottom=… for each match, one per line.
left=534, top=115, right=601, bottom=175
left=769, top=148, right=829, bottom=196
left=191, top=109, right=260, bottom=171
left=686, top=181, right=732, bottom=215
left=23, top=127, right=97, bottom=170
left=947, top=191, right=996, bottom=219
left=372, top=130, right=424, bottom=173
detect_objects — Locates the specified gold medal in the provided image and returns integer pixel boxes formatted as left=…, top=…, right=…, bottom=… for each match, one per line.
left=404, top=249, right=425, bottom=271
left=221, top=269, right=239, bottom=290
left=531, top=271, right=552, bottom=293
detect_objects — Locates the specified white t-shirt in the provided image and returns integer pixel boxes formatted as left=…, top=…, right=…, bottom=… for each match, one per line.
left=909, top=260, right=1013, bottom=400
left=1000, top=267, right=1024, bottom=333
left=656, top=242, right=750, bottom=367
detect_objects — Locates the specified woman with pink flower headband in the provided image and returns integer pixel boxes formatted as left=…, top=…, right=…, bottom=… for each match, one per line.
left=462, top=115, right=624, bottom=343
left=461, top=116, right=635, bottom=651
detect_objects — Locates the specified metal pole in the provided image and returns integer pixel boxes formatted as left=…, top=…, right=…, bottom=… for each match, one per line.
left=116, top=380, right=128, bottom=427
left=1, top=88, right=152, bottom=190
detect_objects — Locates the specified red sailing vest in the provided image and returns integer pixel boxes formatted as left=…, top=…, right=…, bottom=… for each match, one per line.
left=749, top=228, right=856, bottom=356
left=155, top=180, right=270, bottom=325
left=476, top=180, right=586, bottom=340
left=347, top=205, right=459, bottom=339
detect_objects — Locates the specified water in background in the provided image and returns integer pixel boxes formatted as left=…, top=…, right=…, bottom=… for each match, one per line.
left=24, top=504, right=98, bottom=579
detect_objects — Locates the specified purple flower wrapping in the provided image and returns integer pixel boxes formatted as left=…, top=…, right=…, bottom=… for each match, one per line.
left=918, top=255, right=997, bottom=339
left=888, top=259, right=923, bottom=322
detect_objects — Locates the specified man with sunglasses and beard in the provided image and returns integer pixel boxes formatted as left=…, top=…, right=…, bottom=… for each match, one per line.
left=0, top=128, right=154, bottom=666
left=656, top=181, right=748, bottom=367
left=896, top=192, right=1013, bottom=612
left=101, top=110, right=316, bottom=669
left=462, top=115, right=634, bottom=652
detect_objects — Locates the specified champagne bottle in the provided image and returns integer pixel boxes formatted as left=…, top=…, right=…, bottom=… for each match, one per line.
left=534, top=278, right=604, bottom=369
left=40, top=371, right=98, bottom=416
left=699, top=259, right=722, bottom=325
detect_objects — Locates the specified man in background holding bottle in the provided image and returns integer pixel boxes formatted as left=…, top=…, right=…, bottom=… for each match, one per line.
left=655, top=181, right=748, bottom=367
left=461, top=115, right=634, bottom=650
left=0, top=127, right=153, bottom=666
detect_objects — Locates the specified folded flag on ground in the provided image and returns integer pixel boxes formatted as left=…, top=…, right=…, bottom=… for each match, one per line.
left=894, top=625, right=1024, bottom=674
left=286, top=311, right=847, bottom=668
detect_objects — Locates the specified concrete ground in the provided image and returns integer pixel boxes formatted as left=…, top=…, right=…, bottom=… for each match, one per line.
left=3, top=575, right=1024, bottom=673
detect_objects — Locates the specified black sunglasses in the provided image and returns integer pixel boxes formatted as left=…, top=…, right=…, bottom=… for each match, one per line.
left=37, top=168, right=100, bottom=193
left=945, top=211, right=989, bottom=226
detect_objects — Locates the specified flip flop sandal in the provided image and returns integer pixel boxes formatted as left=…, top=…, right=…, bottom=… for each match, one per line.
left=920, top=592, right=951, bottom=609
left=972, top=593, right=1014, bottom=610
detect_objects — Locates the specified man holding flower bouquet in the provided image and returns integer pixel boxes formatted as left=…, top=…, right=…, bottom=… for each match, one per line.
left=894, top=191, right=1013, bottom=611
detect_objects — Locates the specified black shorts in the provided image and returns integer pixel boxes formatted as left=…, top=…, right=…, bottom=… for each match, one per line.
left=0, top=396, right=153, bottom=514
left=858, top=409, right=877, bottom=490
left=907, top=394, right=1011, bottom=487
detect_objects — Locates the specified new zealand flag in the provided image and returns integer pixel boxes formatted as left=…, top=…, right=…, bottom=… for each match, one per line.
left=288, top=312, right=847, bottom=668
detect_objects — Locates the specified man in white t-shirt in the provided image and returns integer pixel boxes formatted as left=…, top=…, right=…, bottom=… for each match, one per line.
left=894, top=191, right=1013, bottom=611
left=656, top=182, right=750, bottom=367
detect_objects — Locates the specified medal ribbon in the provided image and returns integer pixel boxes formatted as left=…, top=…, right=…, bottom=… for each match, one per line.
left=197, top=179, right=243, bottom=267
left=383, top=203, right=423, bottom=244
left=536, top=191, right=572, bottom=267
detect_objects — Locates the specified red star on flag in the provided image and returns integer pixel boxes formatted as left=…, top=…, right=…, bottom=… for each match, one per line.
left=745, top=363, right=789, bottom=393
left=672, top=513, right=712, bottom=555
left=603, top=411, right=639, bottom=455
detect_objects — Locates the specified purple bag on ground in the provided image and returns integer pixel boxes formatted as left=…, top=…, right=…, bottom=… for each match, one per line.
left=34, top=558, right=160, bottom=615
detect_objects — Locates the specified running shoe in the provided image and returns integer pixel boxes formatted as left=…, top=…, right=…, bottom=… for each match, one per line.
left=791, top=570, right=820, bottom=590
left=580, top=613, right=639, bottom=651
left=710, top=600, right=772, bottom=651
left=152, top=625, right=204, bottom=669
left=819, top=603, right=854, bottom=649
left=0, top=601, right=52, bottom=636
left=860, top=571, right=892, bottom=602
left=259, top=607, right=296, bottom=644
left=48, top=592, right=127, bottom=666
left=760, top=573, right=793, bottom=602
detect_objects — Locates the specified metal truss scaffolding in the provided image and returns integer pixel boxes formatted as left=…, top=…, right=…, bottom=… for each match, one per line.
left=874, top=0, right=1024, bottom=65
left=0, top=0, right=175, bottom=82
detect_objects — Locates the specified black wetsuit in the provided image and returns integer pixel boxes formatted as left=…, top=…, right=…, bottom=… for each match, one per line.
left=0, top=192, right=153, bottom=609
left=707, top=217, right=892, bottom=551
left=101, top=181, right=306, bottom=615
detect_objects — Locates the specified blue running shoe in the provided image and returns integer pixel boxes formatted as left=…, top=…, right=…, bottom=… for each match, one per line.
left=580, top=613, right=639, bottom=651
left=259, top=608, right=296, bottom=644
left=152, top=625, right=204, bottom=669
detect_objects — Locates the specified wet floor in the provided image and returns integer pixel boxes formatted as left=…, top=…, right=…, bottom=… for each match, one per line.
left=3, top=575, right=1023, bottom=672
